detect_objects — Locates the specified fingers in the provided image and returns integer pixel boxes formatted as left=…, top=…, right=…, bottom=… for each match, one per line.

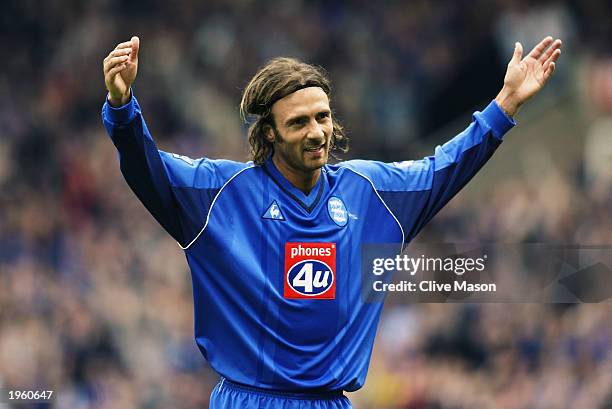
left=103, top=55, right=129, bottom=75
left=114, top=40, right=133, bottom=50
left=107, top=48, right=131, bottom=59
left=511, top=42, right=523, bottom=64
left=543, top=62, right=556, bottom=81
left=103, top=36, right=140, bottom=74
left=547, top=48, right=561, bottom=65
left=129, top=36, right=140, bottom=63
left=102, top=37, right=139, bottom=91
left=103, top=49, right=130, bottom=73
left=106, top=63, right=127, bottom=79
left=526, top=36, right=553, bottom=60
left=539, top=39, right=562, bottom=62
left=542, top=48, right=561, bottom=77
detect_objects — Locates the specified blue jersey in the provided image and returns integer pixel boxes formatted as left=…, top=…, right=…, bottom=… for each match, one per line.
left=102, top=95, right=514, bottom=392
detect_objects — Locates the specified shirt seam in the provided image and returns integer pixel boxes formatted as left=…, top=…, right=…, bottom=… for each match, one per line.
left=179, top=165, right=255, bottom=250
left=343, top=168, right=405, bottom=244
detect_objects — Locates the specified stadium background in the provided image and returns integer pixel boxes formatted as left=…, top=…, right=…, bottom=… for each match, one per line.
left=1, top=0, right=612, bottom=408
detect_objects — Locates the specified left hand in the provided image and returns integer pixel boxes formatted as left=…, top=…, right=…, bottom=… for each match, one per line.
left=495, top=36, right=562, bottom=116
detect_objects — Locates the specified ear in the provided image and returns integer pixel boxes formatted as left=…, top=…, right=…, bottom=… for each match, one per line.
left=264, top=124, right=275, bottom=143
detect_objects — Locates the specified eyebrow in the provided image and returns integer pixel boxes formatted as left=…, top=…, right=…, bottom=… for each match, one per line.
left=284, top=110, right=331, bottom=127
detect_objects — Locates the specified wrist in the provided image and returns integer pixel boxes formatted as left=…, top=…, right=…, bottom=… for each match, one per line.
left=495, top=87, right=520, bottom=117
left=108, top=89, right=131, bottom=107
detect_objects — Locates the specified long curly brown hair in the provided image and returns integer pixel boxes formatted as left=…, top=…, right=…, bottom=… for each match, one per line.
left=239, top=57, right=348, bottom=165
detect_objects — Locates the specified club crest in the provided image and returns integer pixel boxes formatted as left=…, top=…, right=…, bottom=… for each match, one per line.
left=327, top=196, right=348, bottom=227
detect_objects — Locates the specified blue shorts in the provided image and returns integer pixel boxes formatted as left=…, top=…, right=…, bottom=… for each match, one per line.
left=209, top=378, right=353, bottom=409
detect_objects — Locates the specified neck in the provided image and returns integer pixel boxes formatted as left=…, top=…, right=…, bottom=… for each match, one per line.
left=272, top=155, right=320, bottom=194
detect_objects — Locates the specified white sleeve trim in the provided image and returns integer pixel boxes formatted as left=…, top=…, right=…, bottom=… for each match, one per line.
left=178, top=165, right=255, bottom=250
left=344, top=168, right=405, bottom=245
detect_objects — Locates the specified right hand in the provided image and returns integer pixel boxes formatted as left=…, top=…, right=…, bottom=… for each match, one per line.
left=103, top=36, right=140, bottom=107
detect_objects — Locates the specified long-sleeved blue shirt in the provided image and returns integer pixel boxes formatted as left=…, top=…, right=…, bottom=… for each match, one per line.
left=102, top=95, right=514, bottom=392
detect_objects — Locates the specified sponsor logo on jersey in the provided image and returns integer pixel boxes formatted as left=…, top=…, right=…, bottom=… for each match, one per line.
left=262, top=200, right=285, bottom=221
left=327, top=196, right=348, bottom=227
left=284, top=243, right=336, bottom=299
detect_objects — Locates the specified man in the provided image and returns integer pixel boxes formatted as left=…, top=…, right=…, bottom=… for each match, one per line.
left=102, top=35, right=561, bottom=408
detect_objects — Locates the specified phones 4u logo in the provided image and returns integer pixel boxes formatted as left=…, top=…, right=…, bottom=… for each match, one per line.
left=284, top=243, right=336, bottom=299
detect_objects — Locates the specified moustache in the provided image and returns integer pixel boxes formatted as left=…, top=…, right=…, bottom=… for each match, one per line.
left=304, top=141, right=326, bottom=150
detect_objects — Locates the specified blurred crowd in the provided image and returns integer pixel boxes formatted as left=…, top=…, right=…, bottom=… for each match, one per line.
left=1, top=0, right=612, bottom=408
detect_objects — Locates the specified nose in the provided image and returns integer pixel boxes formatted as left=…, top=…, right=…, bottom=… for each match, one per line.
left=306, top=118, right=325, bottom=141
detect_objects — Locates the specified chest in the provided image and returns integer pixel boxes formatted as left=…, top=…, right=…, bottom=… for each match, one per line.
left=210, top=173, right=371, bottom=235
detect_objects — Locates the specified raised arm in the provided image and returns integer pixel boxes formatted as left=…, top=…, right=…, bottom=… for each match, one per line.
left=343, top=36, right=563, bottom=243
left=101, top=37, right=248, bottom=247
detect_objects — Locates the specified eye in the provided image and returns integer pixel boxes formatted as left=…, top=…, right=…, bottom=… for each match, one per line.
left=291, top=118, right=307, bottom=127
left=316, top=111, right=330, bottom=121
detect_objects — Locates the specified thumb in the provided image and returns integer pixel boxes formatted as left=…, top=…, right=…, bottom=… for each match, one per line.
left=511, top=42, right=523, bottom=63
left=130, top=36, right=140, bottom=62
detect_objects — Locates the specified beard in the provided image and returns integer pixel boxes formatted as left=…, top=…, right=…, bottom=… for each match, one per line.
left=272, top=127, right=329, bottom=172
